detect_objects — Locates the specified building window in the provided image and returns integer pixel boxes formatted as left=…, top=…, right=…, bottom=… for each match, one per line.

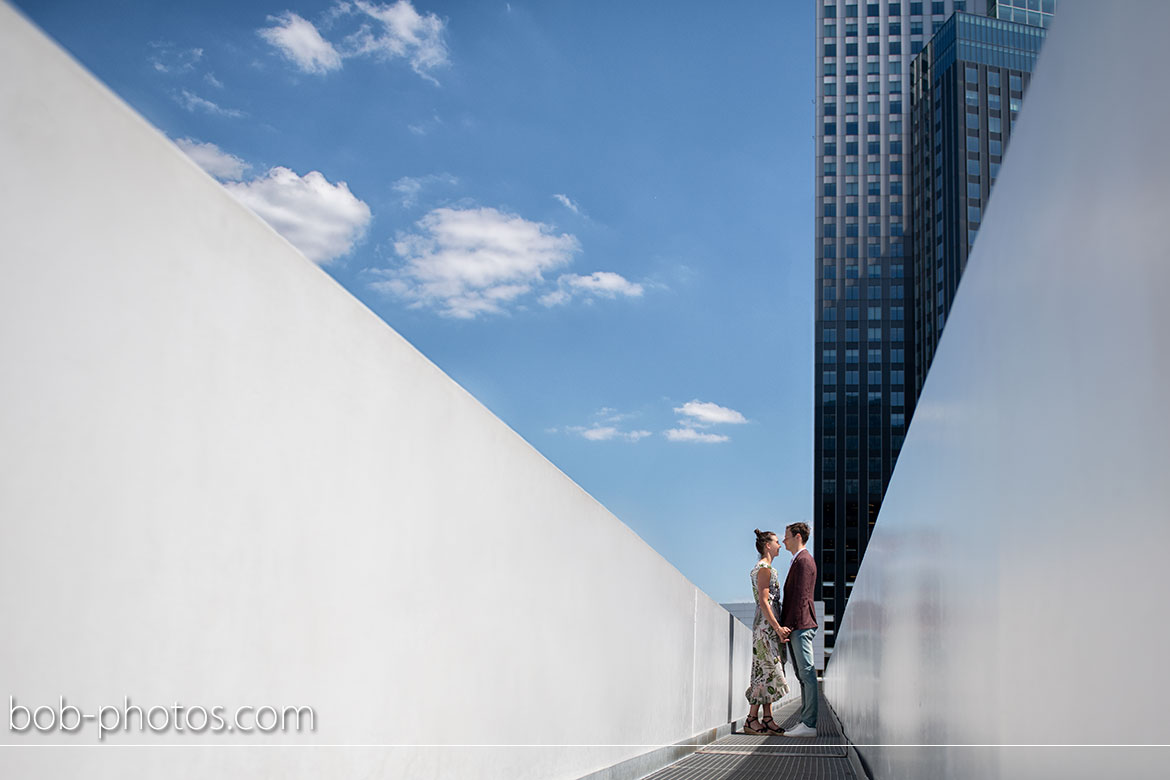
left=1010, top=74, right=1023, bottom=92
left=867, top=306, right=882, bottom=320
left=988, top=71, right=1000, bottom=88
left=891, top=306, right=904, bottom=320
left=867, top=42, right=880, bottom=55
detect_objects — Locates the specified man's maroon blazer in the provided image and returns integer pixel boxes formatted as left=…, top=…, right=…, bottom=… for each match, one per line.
left=779, top=550, right=818, bottom=631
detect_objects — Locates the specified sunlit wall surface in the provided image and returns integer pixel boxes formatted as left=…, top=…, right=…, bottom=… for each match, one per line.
left=825, top=1, right=1170, bottom=778
left=0, top=5, right=751, bottom=778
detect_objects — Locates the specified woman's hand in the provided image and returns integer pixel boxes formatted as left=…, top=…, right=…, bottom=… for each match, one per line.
left=778, top=626, right=792, bottom=641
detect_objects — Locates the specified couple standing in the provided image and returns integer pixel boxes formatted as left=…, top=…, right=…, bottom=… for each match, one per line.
left=743, top=523, right=818, bottom=738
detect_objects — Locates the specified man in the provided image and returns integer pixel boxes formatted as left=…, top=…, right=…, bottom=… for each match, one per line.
left=778, top=521, right=818, bottom=738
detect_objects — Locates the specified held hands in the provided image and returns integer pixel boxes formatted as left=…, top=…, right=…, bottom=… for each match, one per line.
left=777, top=625, right=792, bottom=641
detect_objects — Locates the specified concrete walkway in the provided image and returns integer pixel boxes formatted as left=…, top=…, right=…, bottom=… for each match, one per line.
left=642, top=692, right=865, bottom=779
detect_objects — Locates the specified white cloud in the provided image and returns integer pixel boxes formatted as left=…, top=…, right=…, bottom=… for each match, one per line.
left=259, top=12, right=343, bottom=74
left=372, top=206, right=580, bottom=318
left=540, top=271, right=644, bottom=307
left=176, top=89, right=244, bottom=118
left=553, top=193, right=580, bottom=214
left=149, top=42, right=203, bottom=74
left=571, top=426, right=653, bottom=443
left=664, top=428, right=730, bottom=444
left=204, top=72, right=224, bottom=89
left=224, top=167, right=371, bottom=264
left=391, top=172, right=458, bottom=207
left=175, top=138, right=250, bottom=181
left=259, top=2, right=448, bottom=83
left=674, top=400, right=749, bottom=427
left=341, top=0, right=450, bottom=84
left=662, top=399, right=748, bottom=444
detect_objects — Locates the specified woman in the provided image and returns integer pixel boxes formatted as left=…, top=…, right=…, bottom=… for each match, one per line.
left=743, top=528, right=790, bottom=736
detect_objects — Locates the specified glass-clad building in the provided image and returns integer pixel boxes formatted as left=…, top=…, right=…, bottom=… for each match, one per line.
left=909, top=13, right=1047, bottom=392
left=987, top=0, right=1055, bottom=27
left=814, top=0, right=975, bottom=658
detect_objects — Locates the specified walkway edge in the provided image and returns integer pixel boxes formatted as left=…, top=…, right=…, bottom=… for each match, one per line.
left=575, top=719, right=743, bottom=780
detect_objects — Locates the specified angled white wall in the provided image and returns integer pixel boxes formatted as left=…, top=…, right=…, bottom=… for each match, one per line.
left=0, top=4, right=751, bottom=778
left=825, top=1, right=1170, bottom=778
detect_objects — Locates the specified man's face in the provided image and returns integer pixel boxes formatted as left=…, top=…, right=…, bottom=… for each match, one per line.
left=782, top=528, right=798, bottom=553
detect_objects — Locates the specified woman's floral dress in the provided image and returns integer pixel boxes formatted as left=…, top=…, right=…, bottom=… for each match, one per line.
left=745, top=561, right=790, bottom=706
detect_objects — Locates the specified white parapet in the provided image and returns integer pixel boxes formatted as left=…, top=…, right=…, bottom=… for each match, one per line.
left=0, top=4, right=750, bottom=777
left=825, top=1, right=1170, bottom=778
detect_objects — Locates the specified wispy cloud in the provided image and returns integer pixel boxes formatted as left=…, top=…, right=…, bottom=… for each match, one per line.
left=576, top=426, right=653, bottom=442
left=664, top=428, right=731, bottom=444
left=391, top=172, right=458, bottom=207
left=204, top=72, right=224, bottom=89
left=371, top=206, right=579, bottom=318
left=259, top=1, right=449, bottom=84
left=224, top=167, right=371, bottom=265
left=663, top=399, right=748, bottom=444
left=149, top=42, right=203, bottom=74
left=553, top=193, right=580, bottom=214
left=259, top=11, right=343, bottom=74
left=539, top=271, right=644, bottom=307
left=342, top=0, right=450, bottom=84
left=674, top=400, right=749, bottom=427
left=175, top=138, right=250, bottom=180
left=551, top=408, right=652, bottom=443
left=175, top=89, right=245, bottom=118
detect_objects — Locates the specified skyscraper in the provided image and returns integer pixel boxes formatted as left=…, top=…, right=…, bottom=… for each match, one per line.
left=814, top=0, right=968, bottom=658
left=910, top=13, right=1047, bottom=391
left=813, top=0, right=1051, bottom=661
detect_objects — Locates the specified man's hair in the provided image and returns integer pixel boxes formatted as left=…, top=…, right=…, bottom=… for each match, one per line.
left=786, top=522, right=810, bottom=544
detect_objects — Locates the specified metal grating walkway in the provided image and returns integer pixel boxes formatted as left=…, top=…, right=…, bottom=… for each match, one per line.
left=642, top=692, right=861, bottom=780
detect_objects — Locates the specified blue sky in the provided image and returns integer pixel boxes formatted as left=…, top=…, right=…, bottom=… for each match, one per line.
left=15, top=0, right=815, bottom=602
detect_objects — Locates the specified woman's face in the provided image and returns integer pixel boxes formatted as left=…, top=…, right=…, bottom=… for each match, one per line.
left=765, top=534, right=780, bottom=557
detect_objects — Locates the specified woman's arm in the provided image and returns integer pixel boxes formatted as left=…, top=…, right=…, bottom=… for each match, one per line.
left=756, top=567, right=783, bottom=634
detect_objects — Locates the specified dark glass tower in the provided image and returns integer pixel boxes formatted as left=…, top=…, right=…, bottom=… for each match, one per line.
left=814, top=0, right=974, bottom=659
left=909, top=13, right=1047, bottom=392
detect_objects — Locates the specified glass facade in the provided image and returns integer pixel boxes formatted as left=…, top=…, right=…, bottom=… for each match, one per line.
left=987, top=0, right=1056, bottom=28
left=814, top=0, right=1049, bottom=659
left=909, top=12, right=1046, bottom=393
left=814, top=0, right=969, bottom=657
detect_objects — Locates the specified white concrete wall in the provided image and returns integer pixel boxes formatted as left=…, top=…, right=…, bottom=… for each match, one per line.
left=0, top=4, right=751, bottom=777
left=825, top=2, right=1170, bottom=778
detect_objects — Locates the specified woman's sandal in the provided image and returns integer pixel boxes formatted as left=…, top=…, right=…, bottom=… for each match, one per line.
left=761, top=715, right=786, bottom=736
left=743, top=715, right=767, bottom=735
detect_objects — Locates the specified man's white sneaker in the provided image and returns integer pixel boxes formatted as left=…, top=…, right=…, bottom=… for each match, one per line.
left=784, top=723, right=817, bottom=738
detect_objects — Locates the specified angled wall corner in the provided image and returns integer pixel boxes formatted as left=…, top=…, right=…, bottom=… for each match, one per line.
left=0, top=4, right=749, bottom=778
left=825, top=1, right=1170, bottom=778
